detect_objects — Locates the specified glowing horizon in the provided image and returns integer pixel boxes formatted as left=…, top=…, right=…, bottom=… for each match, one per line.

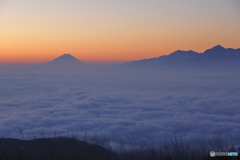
left=0, top=0, right=240, bottom=64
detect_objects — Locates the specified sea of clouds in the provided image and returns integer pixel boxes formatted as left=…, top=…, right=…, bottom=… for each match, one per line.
left=0, top=66, right=240, bottom=149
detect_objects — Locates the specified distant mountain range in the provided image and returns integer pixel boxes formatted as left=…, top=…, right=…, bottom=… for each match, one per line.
left=118, top=45, right=240, bottom=70
left=41, top=45, right=240, bottom=71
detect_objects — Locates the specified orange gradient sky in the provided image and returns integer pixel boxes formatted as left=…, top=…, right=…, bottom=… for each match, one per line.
left=0, top=0, right=240, bottom=64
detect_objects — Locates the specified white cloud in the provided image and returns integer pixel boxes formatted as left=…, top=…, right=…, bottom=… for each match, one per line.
left=0, top=69, right=239, bottom=150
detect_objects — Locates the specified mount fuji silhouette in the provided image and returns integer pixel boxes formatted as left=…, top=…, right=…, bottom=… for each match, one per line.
left=119, top=45, right=240, bottom=71
left=44, top=54, right=85, bottom=69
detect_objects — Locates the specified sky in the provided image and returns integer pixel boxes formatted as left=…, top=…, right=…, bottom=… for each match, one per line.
left=0, top=0, right=240, bottom=64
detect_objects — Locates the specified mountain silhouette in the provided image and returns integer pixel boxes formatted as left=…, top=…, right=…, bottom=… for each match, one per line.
left=203, top=45, right=240, bottom=55
left=47, top=54, right=84, bottom=65
left=43, top=54, right=85, bottom=69
left=118, top=45, right=240, bottom=71
left=167, top=50, right=200, bottom=60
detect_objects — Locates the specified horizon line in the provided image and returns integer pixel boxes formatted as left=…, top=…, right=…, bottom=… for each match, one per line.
left=1, top=44, right=239, bottom=65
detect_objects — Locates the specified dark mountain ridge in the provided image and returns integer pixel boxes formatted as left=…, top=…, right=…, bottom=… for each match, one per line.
left=119, top=45, right=240, bottom=71
left=203, top=45, right=238, bottom=55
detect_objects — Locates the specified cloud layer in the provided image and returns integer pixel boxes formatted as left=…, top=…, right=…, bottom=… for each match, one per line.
left=0, top=69, right=240, bottom=149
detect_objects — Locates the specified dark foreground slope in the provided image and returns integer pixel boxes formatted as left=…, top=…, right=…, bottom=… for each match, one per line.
left=0, top=137, right=113, bottom=160
left=0, top=137, right=239, bottom=160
